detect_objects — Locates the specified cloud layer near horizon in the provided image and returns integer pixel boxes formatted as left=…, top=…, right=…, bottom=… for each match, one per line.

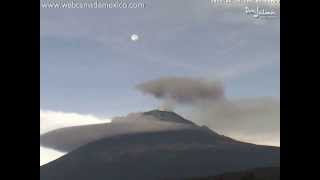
left=40, top=110, right=111, bottom=166
left=40, top=110, right=111, bottom=134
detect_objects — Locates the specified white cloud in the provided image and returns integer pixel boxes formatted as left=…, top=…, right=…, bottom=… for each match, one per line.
left=226, top=132, right=280, bottom=147
left=40, top=109, right=111, bottom=134
left=40, top=110, right=111, bottom=165
left=40, top=146, right=65, bottom=166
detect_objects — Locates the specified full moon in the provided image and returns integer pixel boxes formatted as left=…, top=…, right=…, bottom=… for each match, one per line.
left=130, top=34, right=139, bottom=41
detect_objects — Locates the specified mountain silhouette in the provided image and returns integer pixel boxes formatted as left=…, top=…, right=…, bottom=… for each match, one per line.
left=185, top=166, right=280, bottom=180
left=40, top=110, right=196, bottom=152
left=40, top=110, right=280, bottom=180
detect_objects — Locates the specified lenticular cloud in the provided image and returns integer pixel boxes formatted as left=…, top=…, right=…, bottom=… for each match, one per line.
left=40, top=109, right=111, bottom=134
left=40, top=110, right=111, bottom=166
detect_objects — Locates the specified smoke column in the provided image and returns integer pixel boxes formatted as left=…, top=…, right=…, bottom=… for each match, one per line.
left=136, top=76, right=280, bottom=146
left=136, top=77, right=225, bottom=110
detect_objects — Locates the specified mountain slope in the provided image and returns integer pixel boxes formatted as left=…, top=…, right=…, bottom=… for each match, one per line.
left=40, top=110, right=195, bottom=152
left=185, top=166, right=280, bottom=180
left=143, top=110, right=195, bottom=125
left=41, top=110, right=279, bottom=180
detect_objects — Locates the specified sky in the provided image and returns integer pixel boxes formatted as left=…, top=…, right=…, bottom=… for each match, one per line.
left=40, top=0, right=280, bottom=165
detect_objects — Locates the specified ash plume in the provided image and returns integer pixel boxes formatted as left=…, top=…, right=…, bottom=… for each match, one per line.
left=136, top=76, right=280, bottom=146
left=136, top=77, right=225, bottom=109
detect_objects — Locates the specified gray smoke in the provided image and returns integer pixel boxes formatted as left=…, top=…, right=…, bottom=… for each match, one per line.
left=137, top=77, right=280, bottom=146
left=136, top=77, right=224, bottom=109
left=184, top=98, right=280, bottom=146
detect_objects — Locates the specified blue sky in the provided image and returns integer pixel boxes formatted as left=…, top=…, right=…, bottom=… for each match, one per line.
left=40, top=0, right=280, bottom=117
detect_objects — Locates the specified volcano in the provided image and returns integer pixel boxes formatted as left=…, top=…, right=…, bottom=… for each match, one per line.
left=40, top=110, right=280, bottom=180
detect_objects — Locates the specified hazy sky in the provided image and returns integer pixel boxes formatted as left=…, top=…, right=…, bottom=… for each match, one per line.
left=41, top=0, right=279, bottom=115
left=40, top=0, right=280, bottom=159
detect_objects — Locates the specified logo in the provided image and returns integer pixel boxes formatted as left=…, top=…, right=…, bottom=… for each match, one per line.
left=245, top=6, right=277, bottom=18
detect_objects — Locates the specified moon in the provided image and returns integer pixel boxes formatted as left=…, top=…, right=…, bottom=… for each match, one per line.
left=130, top=34, right=139, bottom=41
